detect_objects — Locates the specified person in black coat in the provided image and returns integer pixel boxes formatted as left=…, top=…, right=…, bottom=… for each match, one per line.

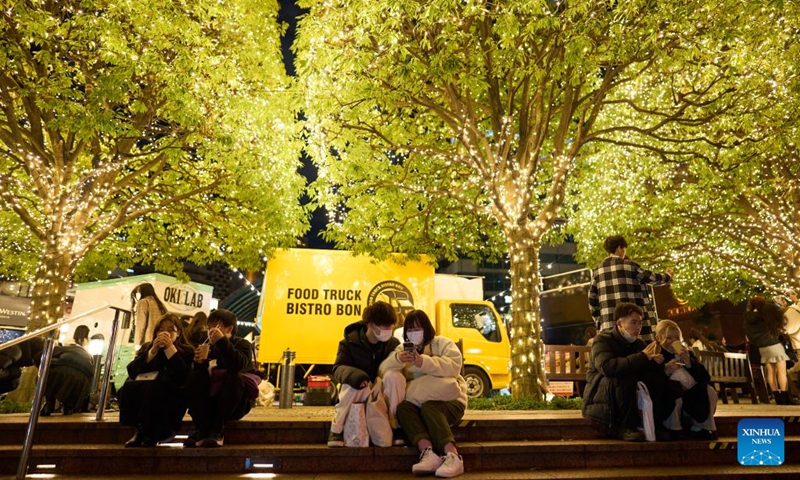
left=0, top=337, right=45, bottom=394
left=327, top=301, right=400, bottom=447
left=183, top=309, right=254, bottom=448
left=582, top=303, right=664, bottom=442
left=118, top=313, right=195, bottom=447
left=39, top=343, right=94, bottom=415
left=643, top=320, right=717, bottom=440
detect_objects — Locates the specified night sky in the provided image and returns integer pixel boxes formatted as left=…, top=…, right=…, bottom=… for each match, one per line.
left=278, top=0, right=332, bottom=248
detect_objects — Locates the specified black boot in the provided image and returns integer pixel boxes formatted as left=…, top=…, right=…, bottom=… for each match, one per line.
left=125, top=430, right=144, bottom=448
left=774, top=391, right=786, bottom=405
left=40, top=400, right=54, bottom=417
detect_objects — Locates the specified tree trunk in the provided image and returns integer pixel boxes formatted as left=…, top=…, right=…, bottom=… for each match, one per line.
left=507, top=236, right=547, bottom=400
left=10, top=245, right=74, bottom=406
left=27, top=245, right=73, bottom=331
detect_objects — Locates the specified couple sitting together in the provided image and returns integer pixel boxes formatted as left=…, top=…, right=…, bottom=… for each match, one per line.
left=583, top=302, right=718, bottom=442
left=326, top=301, right=467, bottom=479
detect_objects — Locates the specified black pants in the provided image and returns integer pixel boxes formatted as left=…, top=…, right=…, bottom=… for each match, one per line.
left=185, top=368, right=251, bottom=435
left=118, top=379, right=187, bottom=440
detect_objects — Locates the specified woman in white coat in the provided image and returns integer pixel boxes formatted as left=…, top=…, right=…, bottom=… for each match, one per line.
left=380, top=310, right=467, bottom=479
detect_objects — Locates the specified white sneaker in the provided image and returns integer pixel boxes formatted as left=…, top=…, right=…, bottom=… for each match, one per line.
left=412, top=447, right=443, bottom=474
left=435, top=451, right=464, bottom=478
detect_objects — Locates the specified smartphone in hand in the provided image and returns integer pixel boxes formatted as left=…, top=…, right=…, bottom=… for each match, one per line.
left=403, top=341, right=415, bottom=352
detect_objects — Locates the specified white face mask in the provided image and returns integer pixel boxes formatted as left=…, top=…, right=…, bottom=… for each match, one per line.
left=619, top=329, right=638, bottom=343
left=407, top=331, right=424, bottom=346
left=134, top=293, right=141, bottom=301
left=374, top=326, right=392, bottom=342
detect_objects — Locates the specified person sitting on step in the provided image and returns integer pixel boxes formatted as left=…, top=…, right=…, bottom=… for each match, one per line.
left=643, top=320, right=718, bottom=441
left=582, top=302, right=664, bottom=442
left=183, top=309, right=255, bottom=448
left=118, top=313, right=195, bottom=447
left=326, top=301, right=404, bottom=447
left=380, top=309, right=468, bottom=478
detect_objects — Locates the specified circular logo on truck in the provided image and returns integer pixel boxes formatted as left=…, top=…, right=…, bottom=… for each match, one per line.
left=367, top=281, right=415, bottom=318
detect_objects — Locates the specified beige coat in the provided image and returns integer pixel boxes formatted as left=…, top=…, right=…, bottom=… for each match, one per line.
left=379, top=335, right=468, bottom=407
left=134, top=296, right=166, bottom=347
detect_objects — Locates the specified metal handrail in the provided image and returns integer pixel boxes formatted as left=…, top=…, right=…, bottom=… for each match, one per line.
left=5, top=304, right=112, bottom=480
left=0, top=304, right=109, bottom=352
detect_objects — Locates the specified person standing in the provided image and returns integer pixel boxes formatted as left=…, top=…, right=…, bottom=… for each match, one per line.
left=779, top=290, right=800, bottom=357
left=132, top=283, right=168, bottom=350
left=744, top=297, right=790, bottom=404
left=588, top=235, right=674, bottom=342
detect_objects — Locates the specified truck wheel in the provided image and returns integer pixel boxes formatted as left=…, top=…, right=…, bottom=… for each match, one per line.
left=464, top=366, right=491, bottom=398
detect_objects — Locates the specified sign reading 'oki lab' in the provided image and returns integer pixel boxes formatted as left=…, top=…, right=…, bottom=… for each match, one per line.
left=738, top=418, right=784, bottom=466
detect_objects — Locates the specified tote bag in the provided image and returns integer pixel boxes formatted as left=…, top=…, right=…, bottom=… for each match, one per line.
left=343, top=403, right=369, bottom=447
left=365, top=378, right=393, bottom=447
left=636, top=381, right=656, bottom=442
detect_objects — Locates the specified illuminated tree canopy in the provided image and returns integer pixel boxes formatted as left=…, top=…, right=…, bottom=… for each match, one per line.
left=295, top=0, right=792, bottom=398
left=0, top=0, right=308, bottom=329
left=568, top=3, right=800, bottom=306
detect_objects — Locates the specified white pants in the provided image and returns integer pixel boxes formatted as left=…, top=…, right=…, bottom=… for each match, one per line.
left=331, top=370, right=406, bottom=433
left=663, top=385, right=718, bottom=432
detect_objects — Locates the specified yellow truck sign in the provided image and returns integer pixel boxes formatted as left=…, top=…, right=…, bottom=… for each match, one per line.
left=257, top=248, right=510, bottom=397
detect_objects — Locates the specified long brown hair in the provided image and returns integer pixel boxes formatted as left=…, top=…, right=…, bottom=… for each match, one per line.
left=153, top=313, right=194, bottom=355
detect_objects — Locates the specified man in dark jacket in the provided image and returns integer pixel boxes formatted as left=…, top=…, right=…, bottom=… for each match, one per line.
left=327, top=300, right=400, bottom=447
left=582, top=303, right=663, bottom=442
left=183, top=309, right=254, bottom=448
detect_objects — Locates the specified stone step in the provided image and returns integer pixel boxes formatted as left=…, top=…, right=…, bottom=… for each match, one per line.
left=2, top=437, right=798, bottom=475
left=4, top=411, right=800, bottom=446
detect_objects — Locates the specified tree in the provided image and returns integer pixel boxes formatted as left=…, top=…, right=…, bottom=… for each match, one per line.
left=567, top=5, right=800, bottom=306
left=295, top=0, right=788, bottom=398
left=0, top=0, right=308, bottom=330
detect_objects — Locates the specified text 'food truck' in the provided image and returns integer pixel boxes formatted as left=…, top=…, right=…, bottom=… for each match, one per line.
left=257, top=248, right=511, bottom=398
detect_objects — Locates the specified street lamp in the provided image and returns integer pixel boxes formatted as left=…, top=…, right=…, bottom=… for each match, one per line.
left=88, top=334, right=105, bottom=410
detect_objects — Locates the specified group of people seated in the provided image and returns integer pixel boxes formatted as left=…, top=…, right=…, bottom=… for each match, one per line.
left=0, top=325, right=96, bottom=416
left=118, top=308, right=256, bottom=448
left=582, top=303, right=718, bottom=442
left=326, top=301, right=468, bottom=479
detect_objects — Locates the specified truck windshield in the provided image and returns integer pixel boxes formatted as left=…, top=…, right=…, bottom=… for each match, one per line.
left=450, top=304, right=501, bottom=342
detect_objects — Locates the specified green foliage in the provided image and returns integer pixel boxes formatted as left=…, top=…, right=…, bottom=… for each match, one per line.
left=468, top=395, right=582, bottom=411
left=567, top=3, right=800, bottom=304
left=294, top=0, right=791, bottom=398
left=0, top=1, right=308, bottom=292
left=0, top=399, right=32, bottom=414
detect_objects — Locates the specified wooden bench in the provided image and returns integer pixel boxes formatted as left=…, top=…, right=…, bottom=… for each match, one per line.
left=696, top=350, right=761, bottom=404
left=543, top=345, right=591, bottom=397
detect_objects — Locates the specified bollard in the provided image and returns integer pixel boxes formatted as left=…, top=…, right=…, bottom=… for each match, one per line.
left=279, top=349, right=296, bottom=409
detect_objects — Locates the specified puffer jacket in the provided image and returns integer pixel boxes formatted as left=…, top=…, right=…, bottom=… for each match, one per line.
left=332, top=321, right=399, bottom=389
left=380, top=335, right=468, bottom=407
left=582, top=327, right=656, bottom=430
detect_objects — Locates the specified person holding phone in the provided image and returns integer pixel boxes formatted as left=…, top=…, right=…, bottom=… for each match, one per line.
left=379, top=310, right=468, bottom=478
left=643, top=320, right=717, bottom=440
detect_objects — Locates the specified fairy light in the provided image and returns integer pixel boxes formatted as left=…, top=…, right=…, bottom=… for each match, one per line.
left=296, top=0, right=795, bottom=400
left=1, top=2, right=307, bottom=328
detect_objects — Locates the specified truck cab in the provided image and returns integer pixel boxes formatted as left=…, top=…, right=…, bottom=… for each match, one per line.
left=435, top=300, right=510, bottom=397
